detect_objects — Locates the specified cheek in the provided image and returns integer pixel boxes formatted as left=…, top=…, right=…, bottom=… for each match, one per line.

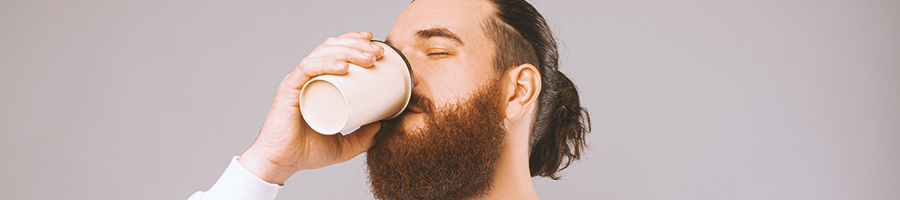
left=429, top=75, right=475, bottom=104
left=408, top=45, right=496, bottom=108
left=430, top=64, right=496, bottom=105
left=412, top=68, right=480, bottom=106
left=426, top=71, right=493, bottom=109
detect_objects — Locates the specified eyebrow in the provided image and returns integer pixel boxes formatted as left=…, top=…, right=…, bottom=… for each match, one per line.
left=416, top=28, right=464, bottom=46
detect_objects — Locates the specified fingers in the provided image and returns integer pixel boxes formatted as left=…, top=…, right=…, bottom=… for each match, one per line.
left=312, top=33, right=384, bottom=64
left=277, top=31, right=384, bottom=97
left=329, top=31, right=382, bottom=54
left=338, top=31, right=374, bottom=40
left=328, top=31, right=383, bottom=62
left=278, top=57, right=350, bottom=94
left=298, top=57, right=350, bottom=77
left=307, top=44, right=378, bottom=68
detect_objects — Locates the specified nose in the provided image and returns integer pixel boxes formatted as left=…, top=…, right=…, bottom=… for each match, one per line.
left=412, top=70, right=421, bottom=87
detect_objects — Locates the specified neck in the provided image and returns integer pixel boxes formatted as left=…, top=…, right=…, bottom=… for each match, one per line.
left=479, top=123, right=538, bottom=199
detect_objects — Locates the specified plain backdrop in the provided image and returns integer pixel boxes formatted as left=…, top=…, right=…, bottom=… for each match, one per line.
left=2, top=0, right=899, bottom=199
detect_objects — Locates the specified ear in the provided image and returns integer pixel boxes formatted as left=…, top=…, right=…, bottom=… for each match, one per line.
left=501, top=63, right=542, bottom=122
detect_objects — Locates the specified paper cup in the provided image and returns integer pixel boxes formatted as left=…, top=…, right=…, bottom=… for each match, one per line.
left=299, top=40, right=413, bottom=134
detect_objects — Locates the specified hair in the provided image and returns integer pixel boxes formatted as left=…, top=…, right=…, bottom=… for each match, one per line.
left=482, top=0, right=591, bottom=179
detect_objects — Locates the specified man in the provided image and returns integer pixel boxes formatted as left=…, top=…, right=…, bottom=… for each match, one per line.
left=190, top=0, right=589, bottom=199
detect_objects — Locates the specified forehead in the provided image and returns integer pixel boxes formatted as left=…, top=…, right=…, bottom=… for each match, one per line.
left=388, top=0, right=495, bottom=43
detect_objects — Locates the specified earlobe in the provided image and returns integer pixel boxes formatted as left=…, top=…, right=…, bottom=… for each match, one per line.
left=503, top=64, right=541, bottom=122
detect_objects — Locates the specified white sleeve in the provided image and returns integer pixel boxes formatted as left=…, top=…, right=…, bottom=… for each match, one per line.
left=188, top=156, right=283, bottom=200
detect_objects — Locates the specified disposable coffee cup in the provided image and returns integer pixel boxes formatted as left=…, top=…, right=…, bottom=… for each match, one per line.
left=299, top=40, right=414, bottom=135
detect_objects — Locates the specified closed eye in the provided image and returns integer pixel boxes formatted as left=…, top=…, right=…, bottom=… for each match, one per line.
left=426, top=49, right=453, bottom=59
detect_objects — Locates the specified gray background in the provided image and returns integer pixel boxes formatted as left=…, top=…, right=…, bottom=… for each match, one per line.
left=1, top=0, right=898, bottom=199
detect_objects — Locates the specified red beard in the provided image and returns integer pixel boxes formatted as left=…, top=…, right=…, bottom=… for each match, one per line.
left=366, top=83, right=506, bottom=200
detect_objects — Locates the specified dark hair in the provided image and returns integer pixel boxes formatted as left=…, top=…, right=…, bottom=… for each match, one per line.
left=483, top=0, right=591, bottom=179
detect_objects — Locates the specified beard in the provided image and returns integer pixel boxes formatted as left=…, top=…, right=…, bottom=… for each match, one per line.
left=366, top=82, right=506, bottom=200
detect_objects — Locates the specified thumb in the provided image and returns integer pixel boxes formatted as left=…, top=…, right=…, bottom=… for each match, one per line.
left=340, top=122, right=381, bottom=160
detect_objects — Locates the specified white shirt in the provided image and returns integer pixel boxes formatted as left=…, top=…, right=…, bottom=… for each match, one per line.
left=188, top=156, right=283, bottom=200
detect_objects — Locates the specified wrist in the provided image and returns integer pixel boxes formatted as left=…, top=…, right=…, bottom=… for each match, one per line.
left=238, top=148, right=295, bottom=185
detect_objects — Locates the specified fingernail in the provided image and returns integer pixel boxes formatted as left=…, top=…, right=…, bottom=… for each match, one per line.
left=370, top=43, right=381, bottom=50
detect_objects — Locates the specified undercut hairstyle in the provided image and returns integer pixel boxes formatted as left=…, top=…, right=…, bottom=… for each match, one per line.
left=483, top=0, right=591, bottom=179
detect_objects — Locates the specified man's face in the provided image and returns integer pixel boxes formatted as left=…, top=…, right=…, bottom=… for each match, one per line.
left=366, top=0, right=506, bottom=199
left=384, top=0, right=498, bottom=131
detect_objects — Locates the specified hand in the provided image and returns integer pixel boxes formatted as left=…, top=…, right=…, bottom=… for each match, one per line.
left=238, top=31, right=385, bottom=185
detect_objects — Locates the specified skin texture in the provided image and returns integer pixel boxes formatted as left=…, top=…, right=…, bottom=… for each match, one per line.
left=239, top=0, right=542, bottom=199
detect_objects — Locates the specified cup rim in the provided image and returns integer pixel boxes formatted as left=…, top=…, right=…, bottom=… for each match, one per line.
left=371, top=40, right=414, bottom=119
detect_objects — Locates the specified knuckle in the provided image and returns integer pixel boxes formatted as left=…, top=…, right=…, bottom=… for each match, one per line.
left=323, top=37, right=338, bottom=44
left=299, top=57, right=312, bottom=67
left=365, top=54, right=377, bottom=63
left=335, top=62, right=349, bottom=70
left=359, top=52, right=372, bottom=60
left=311, top=44, right=326, bottom=53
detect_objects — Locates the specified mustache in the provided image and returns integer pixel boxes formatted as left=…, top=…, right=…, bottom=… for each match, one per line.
left=379, top=91, right=436, bottom=126
left=407, top=91, right=435, bottom=115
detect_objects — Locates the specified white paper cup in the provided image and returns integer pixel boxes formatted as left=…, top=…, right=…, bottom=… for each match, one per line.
left=299, top=40, right=413, bottom=134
